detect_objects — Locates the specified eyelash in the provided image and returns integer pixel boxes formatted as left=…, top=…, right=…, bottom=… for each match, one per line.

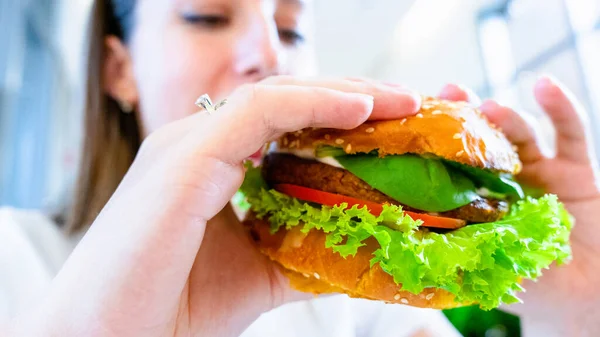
left=181, top=13, right=305, bottom=46
left=278, top=29, right=305, bottom=46
left=181, top=13, right=230, bottom=28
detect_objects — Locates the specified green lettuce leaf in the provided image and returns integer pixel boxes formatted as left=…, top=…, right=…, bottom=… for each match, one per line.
left=240, top=164, right=573, bottom=310
left=444, top=160, right=524, bottom=200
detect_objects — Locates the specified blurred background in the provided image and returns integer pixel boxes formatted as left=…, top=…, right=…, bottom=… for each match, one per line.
left=1, top=0, right=598, bottom=335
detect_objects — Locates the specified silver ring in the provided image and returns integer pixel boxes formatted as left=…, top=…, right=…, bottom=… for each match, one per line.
left=195, top=94, right=227, bottom=114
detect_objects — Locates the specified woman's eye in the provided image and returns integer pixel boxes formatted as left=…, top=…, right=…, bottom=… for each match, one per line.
left=181, top=13, right=230, bottom=28
left=278, top=29, right=305, bottom=46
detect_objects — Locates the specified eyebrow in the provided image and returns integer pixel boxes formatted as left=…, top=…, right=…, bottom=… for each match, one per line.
left=279, top=0, right=306, bottom=8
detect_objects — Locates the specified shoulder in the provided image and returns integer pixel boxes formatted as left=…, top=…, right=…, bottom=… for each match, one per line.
left=0, top=208, right=73, bottom=319
left=0, top=207, right=73, bottom=274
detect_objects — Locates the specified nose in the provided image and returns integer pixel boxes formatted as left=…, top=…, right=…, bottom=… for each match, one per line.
left=234, top=15, right=282, bottom=81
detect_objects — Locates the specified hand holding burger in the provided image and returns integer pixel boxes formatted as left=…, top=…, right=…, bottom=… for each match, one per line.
left=240, top=76, right=600, bottom=336
left=8, top=75, right=599, bottom=337
left=8, top=77, right=423, bottom=337
left=242, top=92, right=572, bottom=310
left=440, top=78, right=600, bottom=336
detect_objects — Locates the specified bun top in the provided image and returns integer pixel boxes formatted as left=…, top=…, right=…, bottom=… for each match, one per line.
left=275, top=97, right=522, bottom=174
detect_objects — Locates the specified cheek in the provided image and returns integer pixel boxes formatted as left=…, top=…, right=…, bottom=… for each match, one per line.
left=132, top=28, right=233, bottom=136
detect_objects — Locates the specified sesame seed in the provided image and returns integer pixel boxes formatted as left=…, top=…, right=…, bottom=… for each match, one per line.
left=426, top=293, right=435, bottom=300
left=324, top=134, right=331, bottom=140
left=400, top=298, right=409, bottom=304
left=394, top=294, right=401, bottom=300
left=456, top=150, right=465, bottom=157
left=421, top=104, right=432, bottom=110
left=346, top=144, right=352, bottom=152
left=432, top=110, right=442, bottom=115
left=365, top=127, right=375, bottom=133
left=416, top=113, right=424, bottom=118
left=302, top=273, right=310, bottom=278
left=512, top=145, right=518, bottom=151
left=400, top=118, right=407, bottom=125
left=453, top=133, right=462, bottom=139
left=313, top=272, right=320, bottom=280
left=335, top=138, right=344, bottom=145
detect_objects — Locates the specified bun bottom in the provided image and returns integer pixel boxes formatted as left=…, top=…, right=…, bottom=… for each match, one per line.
left=244, top=214, right=470, bottom=309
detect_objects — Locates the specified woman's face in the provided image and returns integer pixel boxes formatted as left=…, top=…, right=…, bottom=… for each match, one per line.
left=126, top=0, right=315, bottom=136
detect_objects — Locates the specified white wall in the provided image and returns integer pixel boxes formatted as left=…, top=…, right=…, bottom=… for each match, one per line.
left=312, top=0, right=416, bottom=77
left=313, top=0, right=487, bottom=96
left=377, top=0, right=486, bottom=95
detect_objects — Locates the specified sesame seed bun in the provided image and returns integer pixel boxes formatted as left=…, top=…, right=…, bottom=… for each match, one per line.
left=244, top=214, right=470, bottom=309
left=276, top=97, right=522, bottom=175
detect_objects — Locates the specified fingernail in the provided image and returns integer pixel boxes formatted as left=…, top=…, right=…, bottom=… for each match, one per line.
left=360, top=93, right=375, bottom=100
left=399, top=89, right=422, bottom=113
left=438, top=83, right=477, bottom=103
left=535, top=74, right=566, bottom=101
left=411, top=91, right=423, bottom=112
left=382, top=81, right=406, bottom=89
left=352, top=93, right=375, bottom=104
left=397, top=87, right=420, bottom=97
left=479, top=99, right=499, bottom=111
left=439, top=83, right=459, bottom=96
left=537, top=74, right=561, bottom=89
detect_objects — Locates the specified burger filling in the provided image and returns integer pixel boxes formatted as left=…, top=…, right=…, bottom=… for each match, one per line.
left=263, top=153, right=510, bottom=225
left=238, top=145, right=573, bottom=309
left=262, top=145, right=523, bottom=229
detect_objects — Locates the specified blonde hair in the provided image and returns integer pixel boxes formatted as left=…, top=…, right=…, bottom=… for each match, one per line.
left=66, top=0, right=140, bottom=234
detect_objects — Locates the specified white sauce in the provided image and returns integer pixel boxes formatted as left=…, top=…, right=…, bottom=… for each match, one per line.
left=273, top=147, right=344, bottom=169
left=476, top=187, right=491, bottom=197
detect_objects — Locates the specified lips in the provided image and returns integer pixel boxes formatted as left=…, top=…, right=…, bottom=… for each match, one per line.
left=247, top=149, right=263, bottom=165
left=249, top=149, right=262, bottom=160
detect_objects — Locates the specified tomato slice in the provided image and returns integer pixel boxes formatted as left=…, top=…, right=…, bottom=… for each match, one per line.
left=274, top=184, right=466, bottom=230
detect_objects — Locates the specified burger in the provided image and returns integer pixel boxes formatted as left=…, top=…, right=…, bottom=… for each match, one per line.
left=239, top=96, right=573, bottom=310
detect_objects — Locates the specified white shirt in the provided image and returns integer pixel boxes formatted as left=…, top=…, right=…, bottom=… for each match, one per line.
left=0, top=208, right=460, bottom=336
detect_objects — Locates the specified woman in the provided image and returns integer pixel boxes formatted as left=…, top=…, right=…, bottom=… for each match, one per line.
left=3, top=0, right=600, bottom=336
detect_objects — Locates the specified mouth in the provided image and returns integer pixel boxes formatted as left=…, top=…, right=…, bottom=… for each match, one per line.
left=250, top=149, right=262, bottom=160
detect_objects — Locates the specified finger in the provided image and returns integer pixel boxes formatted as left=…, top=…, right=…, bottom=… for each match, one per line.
left=348, top=77, right=408, bottom=90
left=262, top=76, right=421, bottom=120
left=534, top=76, right=594, bottom=163
left=190, top=83, right=375, bottom=164
left=142, top=110, right=208, bottom=147
left=480, top=100, right=546, bottom=163
left=438, top=83, right=482, bottom=106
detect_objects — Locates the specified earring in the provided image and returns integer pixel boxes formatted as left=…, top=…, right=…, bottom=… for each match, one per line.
left=118, top=100, right=133, bottom=114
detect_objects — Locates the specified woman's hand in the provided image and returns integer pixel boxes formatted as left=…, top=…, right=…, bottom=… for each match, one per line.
left=440, top=77, right=600, bottom=337
left=11, top=77, right=420, bottom=337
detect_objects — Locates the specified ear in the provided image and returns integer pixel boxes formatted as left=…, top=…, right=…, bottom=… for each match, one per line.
left=103, top=36, right=139, bottom=109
